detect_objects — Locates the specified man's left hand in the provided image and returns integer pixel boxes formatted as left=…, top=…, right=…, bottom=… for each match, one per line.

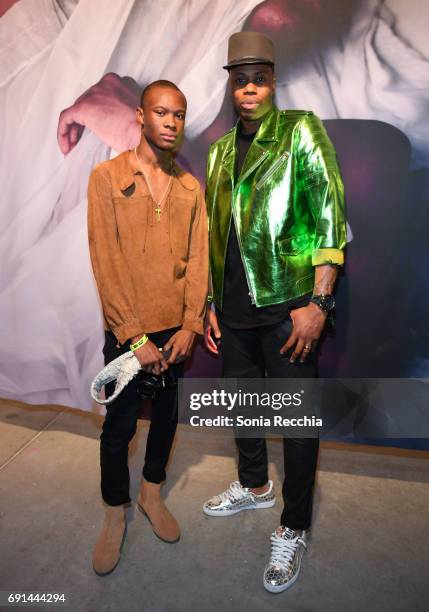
left=280, top=303, right=327, bottom=363
left=163, top=330, right=196, bottom=365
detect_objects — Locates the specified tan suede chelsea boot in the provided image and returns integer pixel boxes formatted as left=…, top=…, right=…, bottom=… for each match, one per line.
left=92, top=504, right=127, bottom=576
left=137, top=478, right=180, bottom=543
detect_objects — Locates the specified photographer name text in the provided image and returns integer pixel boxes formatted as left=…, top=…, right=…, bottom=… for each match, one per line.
left=189, top=415, right=322, bottom=427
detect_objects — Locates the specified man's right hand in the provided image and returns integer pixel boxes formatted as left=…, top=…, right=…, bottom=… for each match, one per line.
left=57, top=73, right=141, bottom=155
left=131, top=337, right=169, bottom=375
left=204, top=308, right=222, bottom=355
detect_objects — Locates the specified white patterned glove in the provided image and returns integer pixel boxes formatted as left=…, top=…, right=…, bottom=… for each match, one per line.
left=91, top=351, right=141, bottom=404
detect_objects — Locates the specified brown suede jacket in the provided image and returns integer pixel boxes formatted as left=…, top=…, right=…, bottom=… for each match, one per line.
left=87, top=150, right=208, bottom=345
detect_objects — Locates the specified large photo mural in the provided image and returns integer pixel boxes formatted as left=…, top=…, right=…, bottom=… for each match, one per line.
left=1, top=0, right=428, bottom=418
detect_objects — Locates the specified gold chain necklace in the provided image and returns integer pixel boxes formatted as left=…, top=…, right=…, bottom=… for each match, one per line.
left=134, top=148, right=173, bottom=221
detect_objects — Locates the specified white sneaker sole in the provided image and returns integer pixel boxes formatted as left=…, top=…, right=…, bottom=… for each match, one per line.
left=203, top=498, right=276, bottom=517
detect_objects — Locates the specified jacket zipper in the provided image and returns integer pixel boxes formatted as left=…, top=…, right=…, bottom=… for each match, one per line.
left=239, top=150, right=269, bottom=183
left=255, top=151, right=289, bottom=190
left=220, top=207, right=233, bottom=309
left=230, top=151, right=272, bottom=306
left=231, top=189, right=256, bottom=305
left=222, top=150, right=270, bottom=308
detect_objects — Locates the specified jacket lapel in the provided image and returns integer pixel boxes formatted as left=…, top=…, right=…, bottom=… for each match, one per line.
left=236, top=106, right=280, bottom=185
left=220, top=130, right=237, bottom=184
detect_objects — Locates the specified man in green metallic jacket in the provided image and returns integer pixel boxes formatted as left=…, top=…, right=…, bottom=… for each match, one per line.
left=203, top=32, right=346, bottom=593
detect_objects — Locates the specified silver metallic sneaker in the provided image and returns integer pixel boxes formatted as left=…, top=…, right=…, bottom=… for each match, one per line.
left=263, top=526, right=307, bottom=593
left=203, top=480, right=275, bottom=516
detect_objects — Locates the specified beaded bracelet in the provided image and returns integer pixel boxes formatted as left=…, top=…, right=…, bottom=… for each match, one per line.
left=130, top=334, right=149, bottom=352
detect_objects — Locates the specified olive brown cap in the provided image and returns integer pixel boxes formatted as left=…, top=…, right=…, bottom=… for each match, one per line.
left=223, top=31, right=274, bottom=70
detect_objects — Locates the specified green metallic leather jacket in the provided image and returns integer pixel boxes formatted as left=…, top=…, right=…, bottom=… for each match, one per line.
left=206, top=105, right=346, bottom=309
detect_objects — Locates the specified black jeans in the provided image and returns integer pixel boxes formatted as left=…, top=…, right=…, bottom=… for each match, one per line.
left=100, top=328, right=183, bottom=506
left=219, top=316, right=319, bottom=530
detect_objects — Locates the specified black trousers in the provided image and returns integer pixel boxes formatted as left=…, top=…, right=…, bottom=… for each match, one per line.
left=219, top=316, right=319, bottom=530
left=100, top=328, right=183, bottom=506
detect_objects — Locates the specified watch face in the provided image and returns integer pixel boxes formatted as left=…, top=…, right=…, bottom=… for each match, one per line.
left=311, top=295, right=335, bottom=312
left=324, top=295, right=335, bottom=310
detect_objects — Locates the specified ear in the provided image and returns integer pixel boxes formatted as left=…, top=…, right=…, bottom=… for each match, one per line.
left=272, top=72, right=276, bottom=95
left=136, top=106, right=144, bottom=127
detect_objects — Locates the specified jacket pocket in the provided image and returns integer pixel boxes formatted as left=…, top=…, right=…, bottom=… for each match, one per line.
left=256, top=151, right=290, bottom=190
left=278, top=234, right=310, bottom=256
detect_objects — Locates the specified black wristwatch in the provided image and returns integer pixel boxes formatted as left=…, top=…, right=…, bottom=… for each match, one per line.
left=310, top=294, right=335, bottom=314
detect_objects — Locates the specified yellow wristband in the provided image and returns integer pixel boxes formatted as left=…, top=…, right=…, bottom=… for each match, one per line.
left=130, top=334, right=149, bottom=351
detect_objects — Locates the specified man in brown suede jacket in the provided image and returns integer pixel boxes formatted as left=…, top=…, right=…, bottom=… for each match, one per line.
left=87, top=80, right=208, bottom=576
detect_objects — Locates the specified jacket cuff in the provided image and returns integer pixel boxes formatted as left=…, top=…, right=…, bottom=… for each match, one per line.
left=312, top=248, right=344, bottom=266
left=111, top=320, right=145, bottom=346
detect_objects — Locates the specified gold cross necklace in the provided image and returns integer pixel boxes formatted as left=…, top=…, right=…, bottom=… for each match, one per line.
left=134, top=148, right=173, bottom=221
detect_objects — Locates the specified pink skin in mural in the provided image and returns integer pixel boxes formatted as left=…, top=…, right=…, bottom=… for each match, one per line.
left=55, top=1, right=322, bottom=156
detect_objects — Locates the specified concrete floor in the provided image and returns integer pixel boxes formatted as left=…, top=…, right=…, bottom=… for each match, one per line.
left=0, top=398, right=428, bottom=612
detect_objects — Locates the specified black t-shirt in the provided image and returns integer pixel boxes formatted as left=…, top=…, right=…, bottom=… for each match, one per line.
left=218, top=123, right=311, bottom=328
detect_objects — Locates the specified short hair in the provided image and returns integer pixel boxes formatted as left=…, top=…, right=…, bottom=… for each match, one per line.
left=140, top=79, right=186, bottom=107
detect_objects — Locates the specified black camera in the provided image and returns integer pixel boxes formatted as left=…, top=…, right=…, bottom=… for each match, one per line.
left=136, top=348, right=178, bottom=400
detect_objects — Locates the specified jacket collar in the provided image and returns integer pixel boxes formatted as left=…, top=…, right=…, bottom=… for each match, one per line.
left=114, top=150, right=195, bottom=195
left=221, top=105, right=280, bottom=184
left=115, top=150, right=140, bottom=194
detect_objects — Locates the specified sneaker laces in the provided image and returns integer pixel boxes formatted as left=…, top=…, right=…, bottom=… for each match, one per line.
left=269, top=529, right=305, bottom=570
left=217, top=481, right=248, bottom=504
